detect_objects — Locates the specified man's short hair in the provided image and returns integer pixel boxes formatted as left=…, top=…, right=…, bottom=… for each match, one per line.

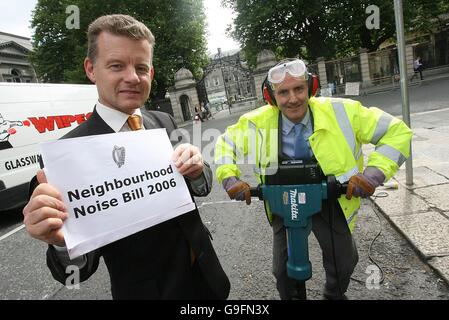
left=87, top=14, right=155, bottom=63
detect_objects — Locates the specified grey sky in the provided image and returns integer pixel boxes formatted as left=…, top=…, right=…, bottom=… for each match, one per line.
left=0, top=0, right=37, bottom=38
left=0, top=0, right=240, bottom=53
left=204, top=0, right=240, bottom=54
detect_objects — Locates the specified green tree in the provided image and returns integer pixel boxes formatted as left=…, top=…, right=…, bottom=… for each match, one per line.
left=407, top=0, right=449, bottom=38
left=29, top=0, right=208, bottom=99
left=223, top=0, right=449, bottom=65
left=223, top=0, right=337, bottom=66
left=325, top=0, right=448, bottom=56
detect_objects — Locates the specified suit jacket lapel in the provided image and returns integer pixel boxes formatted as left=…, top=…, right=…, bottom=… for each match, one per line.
left=86, top=107, right=115, bottom=135
left=142, top=109, right=160, bottom=130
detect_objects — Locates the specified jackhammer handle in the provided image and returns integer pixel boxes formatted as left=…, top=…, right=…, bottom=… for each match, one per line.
left=328, top=175, right=349, bottom=200
left=250, top=186, right=263, bottom=200
left=339, top=182, right=349, bottom=196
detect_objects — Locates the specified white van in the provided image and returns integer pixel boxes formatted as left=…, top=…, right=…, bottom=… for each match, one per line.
left=0, top=82, right=98, bottom=212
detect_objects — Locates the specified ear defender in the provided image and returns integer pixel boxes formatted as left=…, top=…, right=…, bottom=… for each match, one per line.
left=308, top=73, right=320, bottom=97
left=262, top=76, right=277, bottom=107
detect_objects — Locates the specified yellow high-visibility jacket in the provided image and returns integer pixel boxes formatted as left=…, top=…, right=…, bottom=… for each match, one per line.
left=215, top=97, right=412, bottom=232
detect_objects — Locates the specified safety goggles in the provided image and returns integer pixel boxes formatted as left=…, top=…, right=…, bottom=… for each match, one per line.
left=267, top=59, right=308, bottom=84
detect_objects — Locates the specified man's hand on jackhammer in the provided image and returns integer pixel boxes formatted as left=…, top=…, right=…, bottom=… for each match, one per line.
left=346, top=167, right=385, bottom=200
left=222, top=176, right=251, bottom=205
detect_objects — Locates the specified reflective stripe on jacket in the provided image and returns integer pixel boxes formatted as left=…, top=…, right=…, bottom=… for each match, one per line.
left=215, top=97, right=412, bottom=232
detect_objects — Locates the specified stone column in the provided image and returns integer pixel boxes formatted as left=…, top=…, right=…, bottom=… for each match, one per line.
left=186, top=87, right=200, bottom=112
left=171, top=68, right=199, bottom=125
left=253, top=49, right=277, bottom=102
left=253, top=70, right=268, bottom=102
left=316, top=57, right=327, bottom=87
left=170, top=86, right=200, bottom=125
left=359, top=48, right=371, bottom=87
left=167, top=88, right=182, bottom=124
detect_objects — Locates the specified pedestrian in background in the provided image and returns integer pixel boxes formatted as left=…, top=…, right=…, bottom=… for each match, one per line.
left=411, top=56, right=424, bottom=81
left=202, top=101, right=213, bottom=119
left=195, top=105, right=204, bottom=122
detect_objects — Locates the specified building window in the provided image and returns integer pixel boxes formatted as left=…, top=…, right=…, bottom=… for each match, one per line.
left=214, top=77, right=220, bottom=86
left=11, top=69, right=22, bottom=83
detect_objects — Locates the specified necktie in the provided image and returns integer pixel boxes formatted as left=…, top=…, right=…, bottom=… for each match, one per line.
left=127, top=115, right=142, bottom=131
left=126, top=113, right=197, bottom=265
left=294, top=124, right=310, bottom=160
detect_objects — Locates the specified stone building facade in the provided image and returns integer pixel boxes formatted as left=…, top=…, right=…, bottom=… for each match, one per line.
left=167, top=68, right=200, bottom=123
left=0, top=31, right=37, bottom=83
left=203, top=49, right=255, bottom=106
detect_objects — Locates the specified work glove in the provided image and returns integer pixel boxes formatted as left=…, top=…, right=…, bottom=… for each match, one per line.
left=346, top=167, right=385, bottom=200
left=222, top=176, right=251, bottom=205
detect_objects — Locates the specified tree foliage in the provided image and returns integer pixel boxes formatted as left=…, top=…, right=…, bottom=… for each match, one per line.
left=223, top=0, right=449, bottom=66
left=222, top=0, right=336, bottom=66
left=29, top=0, right=208, bottom=98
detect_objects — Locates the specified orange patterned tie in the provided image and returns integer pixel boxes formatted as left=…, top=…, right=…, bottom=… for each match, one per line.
left=127, top=115, right=142, bottom=131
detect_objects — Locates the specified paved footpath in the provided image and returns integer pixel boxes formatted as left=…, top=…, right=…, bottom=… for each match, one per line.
left=368, top=108, right=449, bottom=285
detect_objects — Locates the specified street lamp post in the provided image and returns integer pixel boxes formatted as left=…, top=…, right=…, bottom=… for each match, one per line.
left=394, top=0, right=414, bottom=186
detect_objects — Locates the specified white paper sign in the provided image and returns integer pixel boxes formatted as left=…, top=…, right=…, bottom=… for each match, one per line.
left=40, top=129, right=195, bottom=259
left=345, top=82, right=360, bottom=96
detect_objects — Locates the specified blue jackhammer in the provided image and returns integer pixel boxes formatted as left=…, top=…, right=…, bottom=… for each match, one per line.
left=250, top=161, right=348, bottom=282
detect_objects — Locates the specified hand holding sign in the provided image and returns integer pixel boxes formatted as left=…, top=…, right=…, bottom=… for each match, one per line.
left=38, top=129, right=196, bottom=259
left=172, top=143, right=204, bottom=179
left=22, top=169, right=68, bottom=247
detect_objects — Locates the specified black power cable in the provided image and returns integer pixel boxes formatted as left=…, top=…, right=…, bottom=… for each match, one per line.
left=350, top=192, right=388, bottom=285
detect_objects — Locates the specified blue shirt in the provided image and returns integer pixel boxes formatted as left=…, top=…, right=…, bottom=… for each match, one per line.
left=281, top=108, right=313, bottom=159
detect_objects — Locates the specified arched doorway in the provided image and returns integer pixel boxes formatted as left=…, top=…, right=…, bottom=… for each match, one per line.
left=180, top=95, right=191, bottom=121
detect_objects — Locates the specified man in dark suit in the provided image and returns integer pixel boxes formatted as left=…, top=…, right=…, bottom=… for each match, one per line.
left=22, top=14, right=230, bottom=300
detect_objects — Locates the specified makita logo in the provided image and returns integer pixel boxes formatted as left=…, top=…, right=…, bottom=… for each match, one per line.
left=290, top=189, right=299, bottom=220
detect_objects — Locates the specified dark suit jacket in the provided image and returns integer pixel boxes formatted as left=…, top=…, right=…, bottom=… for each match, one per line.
left=46, top=107, right=230, bottom=300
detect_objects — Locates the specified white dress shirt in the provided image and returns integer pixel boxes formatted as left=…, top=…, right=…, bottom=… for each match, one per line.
left=281, top=108, right=313, bottom=159
left=95, top=101, right=143, bottom=132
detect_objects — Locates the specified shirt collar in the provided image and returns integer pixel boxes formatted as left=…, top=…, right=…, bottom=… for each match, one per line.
left=95, top=101, right=143, bottom=132
left=281, top=107, right=310, bottom=135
